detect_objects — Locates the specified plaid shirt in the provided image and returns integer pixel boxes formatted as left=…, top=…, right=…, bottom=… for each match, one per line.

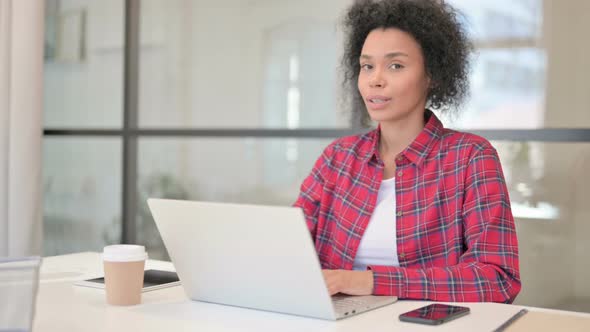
left=294, top=111, right=521, bottom=303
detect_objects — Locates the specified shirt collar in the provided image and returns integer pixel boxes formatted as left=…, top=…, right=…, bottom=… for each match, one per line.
left=364, top=109, right=443, bottom=168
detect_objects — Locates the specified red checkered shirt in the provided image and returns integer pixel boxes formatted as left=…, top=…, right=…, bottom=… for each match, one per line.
left=294, top=111, right=521, bottom=303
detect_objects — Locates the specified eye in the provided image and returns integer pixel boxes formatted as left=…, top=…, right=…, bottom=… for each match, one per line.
left=390, top=63, right=404, bottom=70
left=360, top=63, right=373, bottom=71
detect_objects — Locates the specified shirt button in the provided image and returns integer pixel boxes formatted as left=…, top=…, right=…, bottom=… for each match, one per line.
left=396, top=211, right=403, bottom=217
left=396, top=156, right=403, bottom=162
left=397, top=171, right=403, bottom=177
left=399, top=253, right=406, bottom=259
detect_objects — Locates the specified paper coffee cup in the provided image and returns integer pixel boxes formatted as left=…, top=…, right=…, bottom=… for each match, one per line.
left=103, top=245, right=148, bottom=306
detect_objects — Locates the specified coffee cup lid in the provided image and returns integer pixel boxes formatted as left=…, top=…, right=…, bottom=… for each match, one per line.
left=103, top=245, right=148, bottom=262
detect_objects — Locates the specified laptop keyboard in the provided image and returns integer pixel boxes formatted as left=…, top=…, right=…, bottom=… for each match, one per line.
left=332, top=295, right=373, bottom=310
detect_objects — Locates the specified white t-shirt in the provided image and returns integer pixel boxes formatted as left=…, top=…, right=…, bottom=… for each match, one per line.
left=353, top=177, right=400, bottom=270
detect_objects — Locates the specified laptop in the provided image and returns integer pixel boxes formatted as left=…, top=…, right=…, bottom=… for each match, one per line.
left=147, top=198, right=397, bottom=320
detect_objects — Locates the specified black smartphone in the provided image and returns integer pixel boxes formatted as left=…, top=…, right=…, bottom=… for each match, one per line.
left=399, top=303, right=470, bottom=325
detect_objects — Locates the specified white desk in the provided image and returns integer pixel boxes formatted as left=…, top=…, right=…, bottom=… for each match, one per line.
left=34, top=252, right=590, bottom=332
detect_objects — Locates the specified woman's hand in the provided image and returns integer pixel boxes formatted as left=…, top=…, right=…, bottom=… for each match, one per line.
left=322, top=269, right=374, bottom=296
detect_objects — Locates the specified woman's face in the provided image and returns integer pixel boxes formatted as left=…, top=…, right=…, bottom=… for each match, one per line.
left=357, top=28, right=431, bottom=124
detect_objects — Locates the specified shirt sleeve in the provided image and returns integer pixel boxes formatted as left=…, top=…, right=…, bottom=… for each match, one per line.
left=368, top=147, right=521, bottom=303
left=293, top=144, right=333, bottom=240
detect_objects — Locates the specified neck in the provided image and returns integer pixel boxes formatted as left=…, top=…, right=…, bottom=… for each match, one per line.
left=379, top=110, right=426, bottom=158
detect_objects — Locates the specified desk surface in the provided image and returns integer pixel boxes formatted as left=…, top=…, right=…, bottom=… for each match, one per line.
left=34, top=252, right=590, bottom=332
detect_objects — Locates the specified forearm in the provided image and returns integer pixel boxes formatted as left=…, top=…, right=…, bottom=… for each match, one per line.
left=369, top=262, right=521, bottom=303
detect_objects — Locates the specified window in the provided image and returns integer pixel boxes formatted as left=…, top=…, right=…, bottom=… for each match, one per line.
left=44, top=0, right=590, bottom=313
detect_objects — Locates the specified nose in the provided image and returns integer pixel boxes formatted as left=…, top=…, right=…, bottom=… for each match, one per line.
left=368, top=67, right=386, bottom=88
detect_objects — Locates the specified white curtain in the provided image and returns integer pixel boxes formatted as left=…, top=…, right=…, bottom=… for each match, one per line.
left=0, top=0, right=44, bottom=257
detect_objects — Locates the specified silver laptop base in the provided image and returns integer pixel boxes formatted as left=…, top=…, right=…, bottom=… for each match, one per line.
left=332, top=295, right=397, bottom=319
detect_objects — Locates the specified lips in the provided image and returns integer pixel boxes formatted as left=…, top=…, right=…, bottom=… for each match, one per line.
left=366, top=95, right=392, bottom=110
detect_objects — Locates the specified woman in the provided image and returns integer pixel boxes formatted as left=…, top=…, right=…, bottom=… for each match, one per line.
left=294, top=0, right=521, bottom=303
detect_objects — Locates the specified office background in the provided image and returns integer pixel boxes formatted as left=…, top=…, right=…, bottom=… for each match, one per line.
left=41, top=0, right=589, bottom=313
